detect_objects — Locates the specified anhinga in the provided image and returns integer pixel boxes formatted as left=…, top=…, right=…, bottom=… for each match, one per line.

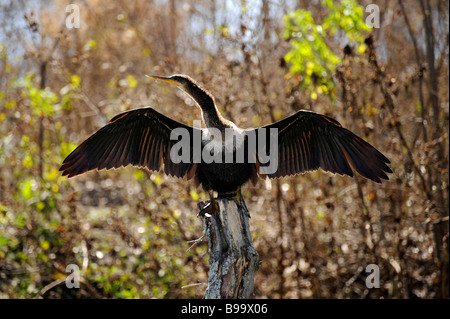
left=60, top=74, right=391, bottom=205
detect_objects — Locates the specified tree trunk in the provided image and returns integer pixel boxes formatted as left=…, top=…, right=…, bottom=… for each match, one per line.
left=199, top=197, right=259, bottom=299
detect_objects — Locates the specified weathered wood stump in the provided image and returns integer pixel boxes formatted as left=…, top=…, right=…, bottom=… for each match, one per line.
left=198, top=196, right=259, bottom=299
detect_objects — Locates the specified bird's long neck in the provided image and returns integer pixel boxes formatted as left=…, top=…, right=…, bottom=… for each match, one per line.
left=200, top=99, right=225, bottom=129
left=183, top=82, right=228, bottom=130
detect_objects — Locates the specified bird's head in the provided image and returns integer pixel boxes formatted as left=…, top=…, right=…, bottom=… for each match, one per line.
left=146, top=74, right=199, bottom=92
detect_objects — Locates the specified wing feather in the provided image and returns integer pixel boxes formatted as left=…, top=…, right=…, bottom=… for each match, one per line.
left=60, top=107, right=199, bottom=180
left=255, top=110, right=391, bottom=183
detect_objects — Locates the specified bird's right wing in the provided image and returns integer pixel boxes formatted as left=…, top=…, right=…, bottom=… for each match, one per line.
left=60, top=107, right=199, bottom=179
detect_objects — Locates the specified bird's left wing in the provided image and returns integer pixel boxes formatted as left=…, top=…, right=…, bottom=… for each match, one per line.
left=252, top=109, right=392, bottom=183
left=60, top=107, right=198, bottom=179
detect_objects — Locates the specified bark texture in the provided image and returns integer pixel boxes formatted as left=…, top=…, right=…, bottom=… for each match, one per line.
left=200, top=197, right=259, bottom=299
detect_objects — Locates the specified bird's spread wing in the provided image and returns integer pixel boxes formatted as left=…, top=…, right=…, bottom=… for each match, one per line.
left=60, top=107, right=198, bottom=179
left=254, top=110, right=392, bottom=183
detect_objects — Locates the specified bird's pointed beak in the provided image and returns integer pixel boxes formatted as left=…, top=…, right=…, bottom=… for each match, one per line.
left=146, top=75, right=180, bottom=86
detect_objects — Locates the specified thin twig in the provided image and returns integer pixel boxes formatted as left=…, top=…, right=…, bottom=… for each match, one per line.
left=181, top=282, right=208, bottom=289
left=39, top=278, right=66, bottom=296
left=186, top=235, right=205, bottom=252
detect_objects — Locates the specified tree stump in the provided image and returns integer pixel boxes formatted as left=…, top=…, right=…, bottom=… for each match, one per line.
left=199, top=196, right=259, bottom=299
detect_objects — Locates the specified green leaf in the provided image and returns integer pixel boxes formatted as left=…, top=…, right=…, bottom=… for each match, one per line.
left=283, top=0, right=369, bottom=99
left=126, top=75, right=137, bottom=88
left=40, top=240, right=50, bottom=250
left=20, top=177, right=35, bottom=201
left=190, top=190, right=199, bottom=201
left=0, top=236, right=9, bottom=246
left=84, top=39, right=97, bottom=51
left=71, top=74, right=81, bottom=89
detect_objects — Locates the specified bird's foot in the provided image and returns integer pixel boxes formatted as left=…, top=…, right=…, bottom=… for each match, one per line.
left=197, top=198, right=219, bottom=218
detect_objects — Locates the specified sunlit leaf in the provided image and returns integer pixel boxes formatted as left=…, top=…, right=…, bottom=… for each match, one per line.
left=0, top=236, right=9, bottom=246
left=22, top=154, right=34, bottom=168
left=20, top=177, right=36, bottom=201
left=71, top=74, right=81, bottom=89
left=40, top=240, right=50, bottom=250
left=357, top=43, right=367, bottom=54
left=127, top=75, right=137, bottom=88
left=84, top=39, right=97, bottom=51
left=190, top=190, right=199, bottom=201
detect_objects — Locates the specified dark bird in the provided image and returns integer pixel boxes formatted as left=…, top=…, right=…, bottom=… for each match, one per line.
left=60, top=74, right=391, bottom=205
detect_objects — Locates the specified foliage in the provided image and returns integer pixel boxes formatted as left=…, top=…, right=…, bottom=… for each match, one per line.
left=283, top=0, right=370, bottom=99
left=1, top=73, right=68, bottom=296
left=0, top=0, right=448, bottom=299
